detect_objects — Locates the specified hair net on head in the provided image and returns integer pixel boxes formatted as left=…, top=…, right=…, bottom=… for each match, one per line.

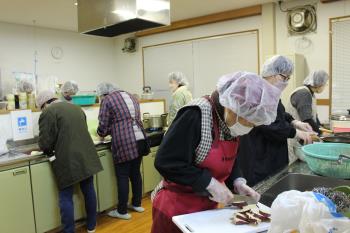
left=61, top=81, right=79, bottom=95
left=36, top=90, right=56, bottom=109
left=261, top=55, right=294, bottom=78
left=18, top=80, right=34, bottom=93
left=168, top=72, right=189, bottom=86
left=96, top=82, right=118, bottom=96
left=303, top=70, right=329, bottom=87
left=217, top=71, right=282, bottom=126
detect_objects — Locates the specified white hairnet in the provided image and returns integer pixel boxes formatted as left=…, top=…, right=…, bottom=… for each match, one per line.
left=36, top=90, right=56, bottom=109
left=96, top=82, right=118, bottom=96
left=261, top=55, right=294, bottom=78
left=61, top=81, right=79, bottom=95
left=217, top=71, right=281, bottom=126
left=303, top=70, right=329, bottom=87
left=168, top=72, right=189, bottom=86
left=18, top=80, right=34, bottom=93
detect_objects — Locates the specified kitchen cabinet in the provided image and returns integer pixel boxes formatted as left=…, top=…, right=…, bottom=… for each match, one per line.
left=96, top=150, right=118, bottom=212
left=143, top=147, right=162, bottom=193
left=31, top=161, right=98, bottom=233
left=0, top=165, right=36, bottom=233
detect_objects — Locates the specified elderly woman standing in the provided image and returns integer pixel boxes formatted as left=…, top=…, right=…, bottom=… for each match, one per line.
left=168, top=72, right=193, bottom=125
left=287, top=70, right=329, bottom=162
left=36, top=90, right=102, bottom=233
left=288, top=70, right=329, bottom=134
left=96, top=83, right=150, bottom=220
left=151, top=72, right=282, bottom=233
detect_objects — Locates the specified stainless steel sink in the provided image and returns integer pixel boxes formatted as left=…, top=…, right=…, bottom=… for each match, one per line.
left=260, top=173, right=350, bottom=207
left=6, top=137, right=40, bottom=154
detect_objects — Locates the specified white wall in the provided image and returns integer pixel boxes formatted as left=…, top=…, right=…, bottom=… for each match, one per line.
left=275, top=0, right=350, bottom=123
left=0, top=22, right=116, bottom=96
left=113, top=16, right=262, bottom=95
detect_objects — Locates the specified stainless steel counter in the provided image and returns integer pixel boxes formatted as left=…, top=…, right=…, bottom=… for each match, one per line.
left=0, top=130, right=165, bottom=168
left=0, top=141, right=111, bottom=168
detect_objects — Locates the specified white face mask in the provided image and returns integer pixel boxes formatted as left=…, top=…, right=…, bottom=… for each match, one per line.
left=275, top=80, right=288, bottom=91
left=225, top=112, right=253, bottom=136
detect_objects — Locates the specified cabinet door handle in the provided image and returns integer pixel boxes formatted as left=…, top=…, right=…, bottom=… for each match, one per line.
left=13, top=168, right=27, bottom=176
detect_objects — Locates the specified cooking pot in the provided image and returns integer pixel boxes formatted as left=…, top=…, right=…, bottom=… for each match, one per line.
left=143, top=113, right=168, bottom=129
left=141, top=86, right=154, bottom=100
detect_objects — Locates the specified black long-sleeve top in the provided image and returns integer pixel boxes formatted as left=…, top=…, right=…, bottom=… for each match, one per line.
left=154, top=106, right=242, bottom=193
left=237, top=101, right=295, bottom=186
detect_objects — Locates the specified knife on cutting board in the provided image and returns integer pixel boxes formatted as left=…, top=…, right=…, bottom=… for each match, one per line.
left=228, top=194, right=258, bottom=205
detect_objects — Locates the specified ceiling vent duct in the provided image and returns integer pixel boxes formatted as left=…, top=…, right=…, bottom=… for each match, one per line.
left=78, top=0, right=170, bottom=37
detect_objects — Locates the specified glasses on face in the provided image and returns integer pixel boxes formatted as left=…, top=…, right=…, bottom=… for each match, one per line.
left=279, top=74, right=290, bottom=82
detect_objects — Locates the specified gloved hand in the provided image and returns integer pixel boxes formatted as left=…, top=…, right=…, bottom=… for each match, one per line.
left=206, top=177, right=234, bottom=204
left=295, top=129, right=316, bottom=145
left=233, top=178, right=261, bottom=202
left=292, top=120, right=314, bottom=132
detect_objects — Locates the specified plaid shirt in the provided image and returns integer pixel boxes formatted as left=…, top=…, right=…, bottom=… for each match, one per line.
left=97, top=91, right=145, bottom=163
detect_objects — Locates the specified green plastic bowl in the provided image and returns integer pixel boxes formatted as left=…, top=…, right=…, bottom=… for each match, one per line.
left=302, top=143, right=350, bottom=179
left=71, top=95, right=96, bottom=106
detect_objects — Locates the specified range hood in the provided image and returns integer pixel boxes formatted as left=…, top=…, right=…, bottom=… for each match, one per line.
left=78, top=0, right=170, bottom=37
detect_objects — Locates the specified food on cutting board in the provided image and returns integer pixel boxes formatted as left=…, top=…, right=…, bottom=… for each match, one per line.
left=230, top=204, right=271, bottom=226
left=312, top=187, right=350, bottom=212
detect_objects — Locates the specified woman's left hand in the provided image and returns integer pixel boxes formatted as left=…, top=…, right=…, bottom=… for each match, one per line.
left=292, top=120, right=313, bottom=132
left=234, top=178, right=261, bottom=202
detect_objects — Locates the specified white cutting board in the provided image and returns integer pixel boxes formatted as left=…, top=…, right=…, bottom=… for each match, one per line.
left=172, top=203, right=270, bottom=233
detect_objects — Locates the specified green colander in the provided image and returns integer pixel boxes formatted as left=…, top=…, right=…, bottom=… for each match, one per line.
left=302, top=143, right=350, bottom=179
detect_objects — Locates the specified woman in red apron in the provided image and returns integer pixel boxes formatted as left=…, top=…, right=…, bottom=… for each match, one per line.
left=151, top=72, right=282, bottom=233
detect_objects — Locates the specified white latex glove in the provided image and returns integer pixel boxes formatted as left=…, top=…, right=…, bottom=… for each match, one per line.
left=292, top=120, right=314, bottom=132
left=233, top=178, right=261, bottom=202
left=295, top=129, right=316, bottom=145
left=206, top=177, right=234, bottom=205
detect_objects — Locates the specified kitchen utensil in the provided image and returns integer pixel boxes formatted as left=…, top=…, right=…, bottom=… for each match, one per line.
left=229, top=194, right=258, bottom=205
left=141, top=86, right=154, bottom=99
left=337, top=154, right=350, bottom=164
left=319, top=127, right=333, bottom=134
left=321, top=136, right=350, bottom=144
left=143, top=113, right=168, bottom=129
left=302, top=143, right=350, bottom=179
left=172, top=203, right=271, bottom=233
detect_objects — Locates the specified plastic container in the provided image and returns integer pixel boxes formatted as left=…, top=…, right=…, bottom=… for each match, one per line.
left=302, top=143, right=350, bottom=179
left=6, top=94, right=15, bottom=110
left=71, top=95, right=96, bottom=106
left=27, top=93, right=36, bottom=109
left=19, top=92, right=27, bottom=109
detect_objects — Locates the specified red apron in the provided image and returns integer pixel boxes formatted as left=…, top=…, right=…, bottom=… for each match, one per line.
left=151, top=103, right=239, bottom=233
